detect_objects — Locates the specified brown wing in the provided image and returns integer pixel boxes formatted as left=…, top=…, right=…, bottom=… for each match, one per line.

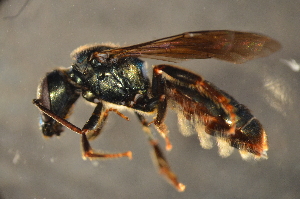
left=107, top=30, right=281, bottom=64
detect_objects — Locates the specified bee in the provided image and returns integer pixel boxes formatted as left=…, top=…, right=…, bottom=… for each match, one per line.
left=33, top=30, right=281, bottom=191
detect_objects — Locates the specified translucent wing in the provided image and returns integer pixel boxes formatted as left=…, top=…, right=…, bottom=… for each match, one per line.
left=107, top=30, right=281, bottom=64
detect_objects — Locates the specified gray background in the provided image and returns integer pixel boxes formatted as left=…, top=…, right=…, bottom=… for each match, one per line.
left=1, top=0, right=300, bottom=198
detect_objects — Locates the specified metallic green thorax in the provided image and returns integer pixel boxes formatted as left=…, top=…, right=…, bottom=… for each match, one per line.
left=70, top=45, right=150, bottom=105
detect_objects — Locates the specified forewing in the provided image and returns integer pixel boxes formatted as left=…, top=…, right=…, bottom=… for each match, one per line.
left=108, top=30, right=281, bottom=64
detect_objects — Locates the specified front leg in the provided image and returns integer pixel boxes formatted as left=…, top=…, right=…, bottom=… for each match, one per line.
left=83, top=103, right=130, bottom=141
left=33, top=100, right=132, bottom=160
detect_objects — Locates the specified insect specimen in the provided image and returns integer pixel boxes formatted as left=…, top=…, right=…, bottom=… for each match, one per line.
left=33, top=30, right=281, bottom=191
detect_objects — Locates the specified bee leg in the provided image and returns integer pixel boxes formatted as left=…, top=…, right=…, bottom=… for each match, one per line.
left=81, top=132, right=132, bottom=160
left=135, top=112, right=185, bottom=192
left=84, top=105, right=129, bottom=140
left=82, top=102, right=107, bottom=140
left=81, top=104, right=132, bottom=159
left=151, top=66, right=172, bottom=150
left=33, top=99, right=132, bottom=160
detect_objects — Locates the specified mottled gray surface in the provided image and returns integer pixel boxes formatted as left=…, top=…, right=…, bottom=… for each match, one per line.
left=1, top=1, right=299, bottom=198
